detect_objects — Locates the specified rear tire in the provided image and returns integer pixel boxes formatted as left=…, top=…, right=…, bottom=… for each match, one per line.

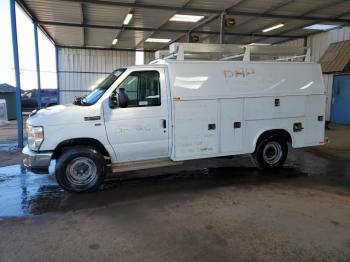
left=251, top=134, right=288, bottom=169
left=55, top=146, right=106, bottom=193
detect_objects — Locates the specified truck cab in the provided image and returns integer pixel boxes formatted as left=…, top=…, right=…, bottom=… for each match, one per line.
left=24, top=64, right=172, bottom=192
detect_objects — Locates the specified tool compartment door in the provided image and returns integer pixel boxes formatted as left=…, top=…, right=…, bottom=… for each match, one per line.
left=220, top=99, right=244, bottom=153
left=172, top=100, right=218, bottom=160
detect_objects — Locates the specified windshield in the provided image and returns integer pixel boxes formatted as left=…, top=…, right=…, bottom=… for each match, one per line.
left=76, top=68, right=126, bottom=106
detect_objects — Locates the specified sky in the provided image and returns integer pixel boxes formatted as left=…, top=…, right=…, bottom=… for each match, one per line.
left=0, top=0, right=57, bottom=90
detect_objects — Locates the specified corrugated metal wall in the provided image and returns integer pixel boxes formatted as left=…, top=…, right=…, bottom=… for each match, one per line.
left=282, top=27, right=350, bottom=121
left=144, top=52, right=155, bottom=64
left=58, top=48, right=136, bottom=104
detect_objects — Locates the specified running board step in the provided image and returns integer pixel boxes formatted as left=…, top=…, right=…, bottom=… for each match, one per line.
left=111, top=158, right=183, bottom=173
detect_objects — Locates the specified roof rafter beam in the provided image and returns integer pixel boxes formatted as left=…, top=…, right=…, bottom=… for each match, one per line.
left=81, top=3, right=87, bottom=46
left=56, top=45, right=156, bottom=52
left=112, top=7, right=133, bottom=48
left=54, top=0, right=350, bottom=24
left=38, top=20, right=303, bottom=39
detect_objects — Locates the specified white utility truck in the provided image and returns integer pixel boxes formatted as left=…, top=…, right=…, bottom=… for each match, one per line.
left=23, top=43, right=326, bottom=192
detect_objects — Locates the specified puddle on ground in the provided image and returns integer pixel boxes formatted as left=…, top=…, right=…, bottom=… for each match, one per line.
left=0, top=162, right=64, bottom=217
left=0, top=149, right=348, bottom=217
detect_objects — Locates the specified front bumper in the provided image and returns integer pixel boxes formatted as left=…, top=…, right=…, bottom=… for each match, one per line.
left=22, top=145, right=52, bottom=171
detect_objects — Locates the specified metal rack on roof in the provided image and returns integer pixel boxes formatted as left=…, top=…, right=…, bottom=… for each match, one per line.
left=153, top=43, right=311, bottom=63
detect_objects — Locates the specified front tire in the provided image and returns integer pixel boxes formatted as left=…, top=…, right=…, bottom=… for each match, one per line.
left=55, top=146, right=106, bottom=193
left=251, top=134, right=288, bottom=169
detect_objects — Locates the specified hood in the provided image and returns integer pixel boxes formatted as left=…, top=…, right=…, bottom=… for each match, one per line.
left=27, top=104, right=102, bottom=127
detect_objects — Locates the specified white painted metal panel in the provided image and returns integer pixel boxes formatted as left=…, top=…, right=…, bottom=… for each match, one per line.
left=244, top=117, right=305, bottom=151
left=244, top=96, right=306, bottom=120
left=167, top=60, right=324, bottom=100
left=220, top=99, right=244, bottom=153
left=305, top=95, right=326, bottom=146
left=173, top=100, right=219, bottom=159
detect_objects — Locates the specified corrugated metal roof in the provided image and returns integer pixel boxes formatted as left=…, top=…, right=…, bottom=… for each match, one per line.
left=84, top=3, right=130, bottom=26
left=130, top=8, right=175, bottom=28
left=268, top=0, right=335, bottom=16
left=20, top=0, right=350, bottom=50
left=24, top=0, right=82, bottom=23
left=0, top=84, right=16, bottom=93
left=187, top=0, right=242, bottom=10
left=137, top=0, right=190, bottom=8
left=86, top=28, right=120, bottom=47
left=44, top=25, right=84, bottom=46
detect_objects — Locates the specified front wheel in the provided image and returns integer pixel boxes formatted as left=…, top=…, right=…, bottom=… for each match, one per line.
left=55, top=146, right=106, bottom=193
left=251, top=134, right=288, bottom=169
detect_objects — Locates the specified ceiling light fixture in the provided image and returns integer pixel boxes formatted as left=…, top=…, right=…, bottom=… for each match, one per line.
left=248, top=43, right=271, bottom=46
left=112, top=38, right=118, bottom=45
left=304, top=24, right=340, bottom=31
left=123, top=13, right=133, bottom=25
left=169, top=14, right=205, bottom=22
left=145, top=38, right=171, bottom=43
left=262, top=23, right=284, bottom=33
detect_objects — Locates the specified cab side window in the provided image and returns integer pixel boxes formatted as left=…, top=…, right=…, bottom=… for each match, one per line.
left=117, top=71, right=161, bottom=107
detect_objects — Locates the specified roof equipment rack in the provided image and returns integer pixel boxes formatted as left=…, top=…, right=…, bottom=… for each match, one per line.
left=152, top=43, right=311, bottom=63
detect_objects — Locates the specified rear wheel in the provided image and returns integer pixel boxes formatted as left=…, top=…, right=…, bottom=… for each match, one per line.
left=55, top=146, right=106, bottom=192
left=251, top=134, right=288, bottom=169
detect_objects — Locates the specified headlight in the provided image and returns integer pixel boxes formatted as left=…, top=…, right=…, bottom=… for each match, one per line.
left=27, top=125, right=44, bottom=151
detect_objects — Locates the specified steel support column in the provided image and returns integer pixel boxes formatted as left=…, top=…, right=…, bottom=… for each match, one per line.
left=33, top=22, right=42, bottom=108
left=187, top=31, right=192, bottom=43
left=10, top=0, right=23, bottom=148
left=220, top=12, right=225, bottom=44
left=55, top=46, right=60, bottom=105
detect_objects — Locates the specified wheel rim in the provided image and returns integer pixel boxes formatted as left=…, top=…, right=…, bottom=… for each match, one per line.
left=66, top=157, right=98, bottom=186
left=263, top=142, right=283, bottom=165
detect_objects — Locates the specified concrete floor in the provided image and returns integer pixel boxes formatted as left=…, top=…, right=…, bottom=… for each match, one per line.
left=0, top=117, right=28, bottom=143
left=0, top=124, right=349, bottom=262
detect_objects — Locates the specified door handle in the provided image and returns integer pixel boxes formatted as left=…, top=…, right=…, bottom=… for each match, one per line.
left=162, top=119, right=166, bottom=129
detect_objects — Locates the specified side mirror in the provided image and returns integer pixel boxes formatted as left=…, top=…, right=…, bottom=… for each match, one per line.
left=117, top=88, right=129, bottom=108
left=109, top=94, right=118, bottom=109
left=109, top=89, right=129, bottom=109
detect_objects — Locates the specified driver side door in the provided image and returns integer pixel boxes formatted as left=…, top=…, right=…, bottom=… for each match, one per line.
left=104, top=68, right=170, bottom=163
